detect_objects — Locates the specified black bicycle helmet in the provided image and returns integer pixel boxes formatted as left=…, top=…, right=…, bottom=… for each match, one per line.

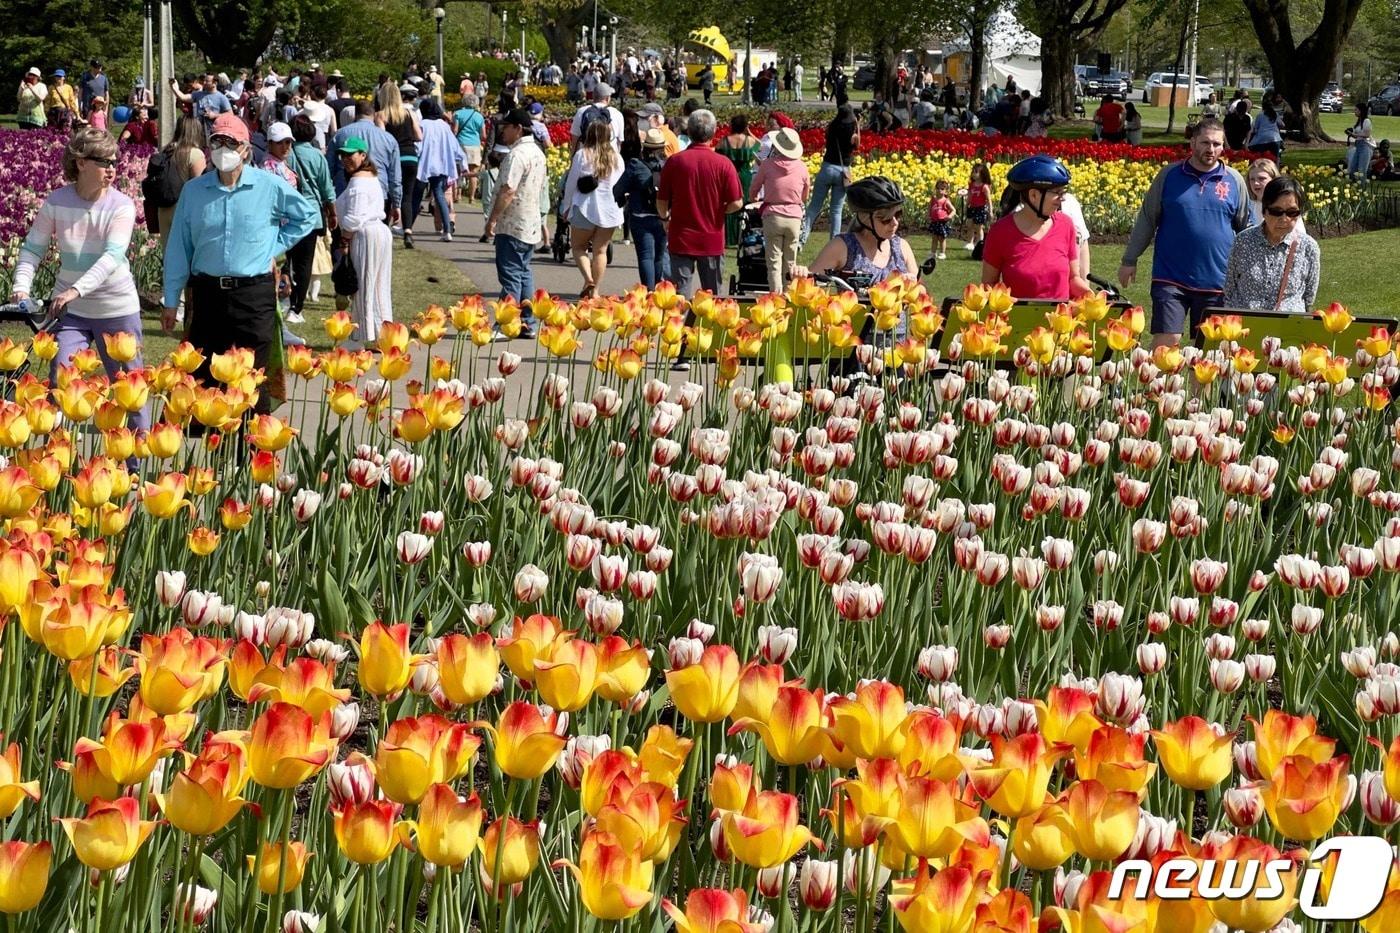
left=844, top=176, right=906, bottom=213
left=1006, top=155, right=1071, bottom=219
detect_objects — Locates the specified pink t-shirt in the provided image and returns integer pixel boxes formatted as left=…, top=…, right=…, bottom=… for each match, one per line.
left=928, top=195, right=953, bottom=221
left=89, top=110, right=109, bottom=131
left=748, top=155, right=811, bottom=218
left=982, top=211, right=1079, bottom=300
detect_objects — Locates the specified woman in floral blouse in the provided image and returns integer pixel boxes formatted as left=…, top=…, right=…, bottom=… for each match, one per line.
left=1223, top=176, right=1319, bottom=314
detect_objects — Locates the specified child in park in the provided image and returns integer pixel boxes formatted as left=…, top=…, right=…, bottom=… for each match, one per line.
left=926, top=178, right=956, bottom=264
left=963, top=162, right=992, bottom=252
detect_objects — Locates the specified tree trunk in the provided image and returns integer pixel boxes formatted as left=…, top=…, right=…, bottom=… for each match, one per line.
left=831, top=19, right=851, bottom=70
left=1038, top=28, right=1078, bottom=118
left=172, top=0, right=279, bottom=65
left=541, top=19, right=579, bottom=67
left=1165, top=2, right=1189, bottom=134
left=968, top=17, right=986, bottom=111
left=1240, top=0, right=1366, bottom=141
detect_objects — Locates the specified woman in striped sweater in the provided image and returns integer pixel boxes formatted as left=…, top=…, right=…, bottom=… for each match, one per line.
left=9, top=127, right=149, bottom=433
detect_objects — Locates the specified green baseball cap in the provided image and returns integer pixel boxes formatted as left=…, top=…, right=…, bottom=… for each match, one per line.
left=335, top=136, right=369, bottom=155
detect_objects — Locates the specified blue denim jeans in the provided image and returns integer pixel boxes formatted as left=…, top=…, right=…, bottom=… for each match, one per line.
left=629, top=214, right=670, bottom=289
left=495, top=233, right=536, bottom=319
left=1347, top=142, right=1374, bottom=179
left=802, top=162, right=849, bottom=242
left=408, top=174, right=452, bottom=234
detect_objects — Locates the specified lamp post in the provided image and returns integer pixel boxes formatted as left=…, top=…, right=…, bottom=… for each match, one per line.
left=142, top=0, right=153, bottom=91
left=610, top=16, right=618, bottom=73
left=581, top=25, right=590, bottom=55
left=519, top=14, right=527, bottom=72
left=599, top=24, right=608, bottom=67
left=501, top=9, right=508, bottom=48
left=157, top=0, right=174, bottom=145
left=434, top=7, right=446, bottom=80
left=743, top=16, right=754, bottom=105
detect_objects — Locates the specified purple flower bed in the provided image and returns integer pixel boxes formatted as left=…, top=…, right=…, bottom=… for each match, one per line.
left=0, top=128, right=162, bottom=297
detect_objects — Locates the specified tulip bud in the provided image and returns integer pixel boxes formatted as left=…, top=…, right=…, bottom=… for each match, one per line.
left=396, top=531, right=433, bottom=564
left=1136, top=642, right=1167, bottom=675
left=558, top=734, right=610, bottom=789
left=176, top=884, right=218, bottom=926
left=1223, top=784, right=1263, bottom=827
left=756, top=866, right=788, bottom=899
left=1244, top=654, right=1275, bottom=683
left=327, top=756, right=375, bottom=808
left=1290, top=604, right=1324, bottom=635
left=1341, top=646, right=1377, bottom=678
left=687, top=619, right=716, bottom=643
left=1095, top=673, right=1144, bottom=724
left=799, top=859, right=839, bottom=911
left=330, top=702, right=361, bottom=742
left=916, top=645, right=958, bottom=681
left=1054, top=868, right=1086, bottom=909
left=466, top=603, right=496, bottom=629
left=982, top=624, right=1011, bottom=650
left=842, top=850, right=891, bottom=896
left=181, top=589, right=223, bottom=627
left=1234, top=741, right=1264, bottom=781
left=1204, top=633, right=1236, bottom=660
left=709, top=818, right=732, bottom=862
left=1209, top=658, right=1245, bottom=693
left=667, top=637, right=704, bottom=670
left=513, top=564, right=549, bottom=603
left=1361, top=770, right=1400, bottom=825
left=1240, top=617, right=1270, bottom=641
left=757, top=625, right=799, bottom=665
left=155, top=570, right=187, bottom=608
left=283, top=911, right=323, bottom=933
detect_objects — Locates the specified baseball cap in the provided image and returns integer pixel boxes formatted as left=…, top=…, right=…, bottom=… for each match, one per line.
left=336, top=136, right=369, bottom=154
left=267, top=122, right=293, bottom=143
left=529, top=102, right=544, bottom=115
left=500, top=108, right=533, bottom=129
left=638, top=102, right=664, bottom=118
left=399, top=82, right=418, bottom=97
left=51, top=68, right=66, bottom=78
left=210, top=112, right=250, bottom=144
left=594, top=83, right=613, bottom=99
left=264, top=75, right=280, bottom=87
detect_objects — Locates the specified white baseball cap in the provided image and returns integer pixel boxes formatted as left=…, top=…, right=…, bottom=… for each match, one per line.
left=267, top=122, right=293, bottom=143
left=25, top=67, right=41, bottom=78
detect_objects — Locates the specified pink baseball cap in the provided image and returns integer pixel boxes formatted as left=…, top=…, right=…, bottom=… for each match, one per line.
left=210, top=112, right=249, bottom=144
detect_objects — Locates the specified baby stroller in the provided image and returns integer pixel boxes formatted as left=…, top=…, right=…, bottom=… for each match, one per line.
left=727, top=204, right=769, bottom=296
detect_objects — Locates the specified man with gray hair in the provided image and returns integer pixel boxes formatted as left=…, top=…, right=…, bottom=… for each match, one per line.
left=570, top=82, right=625, bottom=152
left=657, top=109, right=742, bottom=368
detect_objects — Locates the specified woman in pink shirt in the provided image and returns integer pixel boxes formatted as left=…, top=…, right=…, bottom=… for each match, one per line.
left=981, top=156, right=1090, bottom=301
left=747, top=127, right=810, bottom=294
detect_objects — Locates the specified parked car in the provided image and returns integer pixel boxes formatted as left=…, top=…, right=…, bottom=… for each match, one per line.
left=1369, top=84, right=1400, bottom=116
left=1318, top=91, right=1344, bottom=113
left=852, top=63, right=877, bottom=91
left=1081, top=68, right=1131, bottom=98
left=1142, top=72, right=1213, bottom=106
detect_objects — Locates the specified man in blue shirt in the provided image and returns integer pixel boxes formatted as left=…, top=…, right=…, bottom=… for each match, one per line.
left=1119, top=117, right=1250, bottom=347
left=79, top=59, right=109, bottom=117
left=162, top=113, right=316, bottom=414
left=329, top=100, right=403, bottom=227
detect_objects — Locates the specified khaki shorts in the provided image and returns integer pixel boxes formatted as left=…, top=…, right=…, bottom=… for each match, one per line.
left=462, top=145, right=482, bottom=168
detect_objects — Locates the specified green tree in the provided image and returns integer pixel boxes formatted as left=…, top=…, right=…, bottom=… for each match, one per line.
left=1239, top=0, right=1367, bottom=138
left=0, top=0, right=144, bottom=90
left=172, top=0, right=282, bottom=66
left=1017, top=0, right=1131, bottom=116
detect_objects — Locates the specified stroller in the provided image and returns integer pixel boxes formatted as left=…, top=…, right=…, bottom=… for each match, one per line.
left=727, top=204, right=769, bottom=296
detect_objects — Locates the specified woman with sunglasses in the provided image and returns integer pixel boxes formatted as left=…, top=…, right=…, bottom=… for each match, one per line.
left=9, top=127, right=149, bottom=429
left=981, top=155, right=1090, bottom=301
left=1223, top=175, right=1319, bottom=314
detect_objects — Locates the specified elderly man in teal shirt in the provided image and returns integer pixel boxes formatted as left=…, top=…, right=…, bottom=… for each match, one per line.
left=162, top=112, right=316, bottom=413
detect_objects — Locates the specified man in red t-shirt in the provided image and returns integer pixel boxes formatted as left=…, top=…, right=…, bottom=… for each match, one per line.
left=1094, top=95, right=1126, bottom=142
left=656, top=108, right=742, bottom=300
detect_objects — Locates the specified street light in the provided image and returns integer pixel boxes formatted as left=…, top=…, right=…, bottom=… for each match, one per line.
left=609, top=16, right=618, bottom=71
left=581, top=25, right=590, bottom=55
left=599, top=23, right=608, bottom=64
left=501, top=9, right=508, bottom=48
left=519, top=13, right=527, bottom=73
left=433, top=7, right=445, bottom=80
left=743, top=17, right=754, bottom=105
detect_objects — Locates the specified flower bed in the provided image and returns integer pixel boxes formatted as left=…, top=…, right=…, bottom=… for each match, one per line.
left=0, top=280, right=1397, bottom=929
left=0, top=129, right=162, bottom=299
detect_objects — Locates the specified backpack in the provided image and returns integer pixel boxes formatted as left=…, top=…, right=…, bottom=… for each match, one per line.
left=142, top=149, right=185, bottom=208
left=578, top=104, right=611, bottom=135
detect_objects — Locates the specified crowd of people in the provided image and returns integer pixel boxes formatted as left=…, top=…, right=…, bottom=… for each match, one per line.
left=3, top=47, right=1371, bottom=406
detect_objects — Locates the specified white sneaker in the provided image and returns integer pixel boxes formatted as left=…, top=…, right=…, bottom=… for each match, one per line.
left=286, top=311, right=305, bottom=324
left=441, top=232, right=454, bottom=242
left=937, top=251, right=947, bottom=260
left=963, top=241, right=975, bottom=250
left=390, top=225, right=404, bottom=236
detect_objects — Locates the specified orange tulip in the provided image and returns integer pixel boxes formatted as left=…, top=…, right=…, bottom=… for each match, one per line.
left=1075, top=724, right=1156, bottom=798
left=246, top=703, right=337, bottom=789
left=709, top=759, right=759, bottom=815
left=371, top=715, right=480, bottom=804
left=595, top=636, right=651, bottom=705
left=594, top=780, right=686, bottom=862
left=556, top=830, right=654, bottom=920
left=1010, top=801, right=1075, bottom=871
left=1032, top=686, right=1103, bottom=751
left=485, top=701, right=567, bottom=780
left=497, top=614, right=567, bottom=684
left=154, top=751, right=249, bottom=836
left=889, top=864, right=985, bottom=933
left=247, top=656, right=349, bottom=716
left=1250, top=710, right=1336, bottom=778
left=71, top=712, right=180, bottom=787
left=532, top=636, right=600, bottom=712
left=637, top=725, right=692, bottom=787
left=479, top=817, right=541, bottom=886
left=434, top=632, right=499, bottom=706
left=731, top=662, right=793, bottom=724
left=721, top=790, right=816, bottom=868
left=1202, top=834, right=1301, bottom=931
left=730, top=685, right=827, bottom=766
left=1151, top=716, right=1234, bottom=790
left=888, top=773, right=989, bottom=861
left=408, top=783, right=484, bottom=868
left=0, top=841, right=51, bottom=914
left=333, top=799, right=406, bottom=864
left=135, top=629, right=229, bottom=715
left=0, top=742, right=40, bottom=818
left=665, top=645, right=741, bottom=723
left=357, top=621, right=423, bottom=699
left=56, top=796, right=158, bottom=870
left=827, top=679, right=908, bottom=760
left=1259, top=753, right=1351, bottom=841
left=1045, top=869, right=1152, bottom=933
left=832, top=756, right=903, bottom=847
left=246, top=841, right=312, bottom=894
left=1062, top=779, right=1141, bottom=861
left=661, top=888, right=766, bottom=933
left=967, top=732, right=1069, bottom=819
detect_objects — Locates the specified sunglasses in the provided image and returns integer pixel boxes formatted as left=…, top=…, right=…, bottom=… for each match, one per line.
left=83, top=157, right=117, bottom=168
left=1265, top=207, right=1301, bottom=218
left=873, top=210, right=903, bottom=224
left=209, top=135, right=241, bottom=148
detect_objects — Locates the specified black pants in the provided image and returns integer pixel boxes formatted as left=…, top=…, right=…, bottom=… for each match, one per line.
left=286, top=228, right=323, bottom=316
left=188, top=274, right=276, bottom=414
left=401, top=159, right=419, bottom=231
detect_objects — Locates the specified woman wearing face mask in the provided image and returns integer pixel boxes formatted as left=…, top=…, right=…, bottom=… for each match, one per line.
left=981, top=155, right=1090, bottom=301
left=10, top=128, right=149, bottom=434
left=1224, top=176, right=1319, bottom=314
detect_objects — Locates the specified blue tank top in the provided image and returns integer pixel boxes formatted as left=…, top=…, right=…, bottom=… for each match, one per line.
left=837, top=232, right=908, bottom=283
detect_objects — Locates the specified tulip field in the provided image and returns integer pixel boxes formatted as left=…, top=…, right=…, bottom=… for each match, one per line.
left=0, top=267, right=1399, bottom=933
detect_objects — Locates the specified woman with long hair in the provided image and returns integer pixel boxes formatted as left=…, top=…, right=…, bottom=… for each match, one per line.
left=412, top=98, right=464, bottom=242
left=561, top=120, right=625, bottom=298
left=374, top=81, right=423, bottom=246
left=1345, top=103, right=1375, bottom=181
left=800, top=104, right=859, bottom=244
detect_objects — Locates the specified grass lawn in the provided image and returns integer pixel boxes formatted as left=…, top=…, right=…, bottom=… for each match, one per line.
left=1, top=241, right=473, bottom=363
left=797, top=227, right=1400, bottom=319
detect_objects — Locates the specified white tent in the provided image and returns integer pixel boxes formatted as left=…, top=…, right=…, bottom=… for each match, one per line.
left=944, top=10, right=1042, bottom=95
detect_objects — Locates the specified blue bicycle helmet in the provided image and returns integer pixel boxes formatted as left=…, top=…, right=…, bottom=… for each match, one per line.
left=1006, top=155, right=1071, bottom=219
left=1006, top=155, right=1071, bottom=189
